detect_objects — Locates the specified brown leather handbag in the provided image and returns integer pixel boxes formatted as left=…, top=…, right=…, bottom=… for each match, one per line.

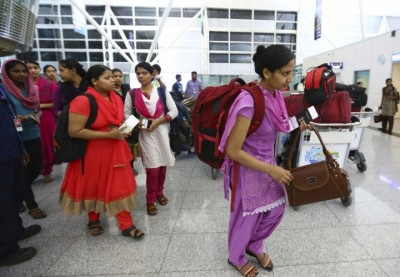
left=285, top=125, right=352, bottom=207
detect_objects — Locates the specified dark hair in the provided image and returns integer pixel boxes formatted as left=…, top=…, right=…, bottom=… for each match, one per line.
left=86, top=64, right=111, bottom=86
left=252, top=45, right=295, bottom=79
left=386, top=78, right=392, bottom=83
left=26, top=60, right=40, bottom=67
left=175, top=74, right=181, bottom=79
left=135, top=61, right=153, bottom=74
left=5, top=60, right=26, bottom=76
left=112, top=68, right=123, bottom=75
left=152, top=64, right=161, bottom=74
left=191, top=71, right=197, bottom=75
left=43, top=64, right=56, bottom=73
left=58, top=58, right=86, bottom=79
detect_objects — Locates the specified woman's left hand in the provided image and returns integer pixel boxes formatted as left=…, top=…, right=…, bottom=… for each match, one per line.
left=299, top=118, right=312, bottom=131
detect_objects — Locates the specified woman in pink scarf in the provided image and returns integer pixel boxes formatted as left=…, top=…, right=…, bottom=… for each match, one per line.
left=27, top=61, right=57, bottom=183
left=219, top=45, right=308, bottom=277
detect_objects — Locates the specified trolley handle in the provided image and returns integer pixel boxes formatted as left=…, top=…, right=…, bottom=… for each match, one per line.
left=310, top=121, right=362, bottom=128
left=350, top=111, right=376, bottom=116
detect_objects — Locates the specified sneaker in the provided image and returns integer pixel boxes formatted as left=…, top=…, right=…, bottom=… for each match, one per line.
left=19, top=224, right=42, bottom=241
left=0, top=247, right=37, bottom=267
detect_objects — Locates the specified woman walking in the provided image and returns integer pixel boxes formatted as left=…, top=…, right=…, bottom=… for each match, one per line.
left=59, top=64, right=144, bottom=239
left=219, top=45, right=308, bottom=276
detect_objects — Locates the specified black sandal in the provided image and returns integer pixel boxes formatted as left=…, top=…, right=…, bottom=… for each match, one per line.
left=88, top=220, right=103, bottom=236
left=121, top=225, right=145, bottom=240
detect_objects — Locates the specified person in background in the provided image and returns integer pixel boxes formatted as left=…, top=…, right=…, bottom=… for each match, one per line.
left=171, top=74, right=184, bottom=102
left=296, top=78, right=305, bottom=91
left=0, top=84, right=41, bottom=267
left=356, top=81, right=364, bottom=87
left=53, top=59, right=87, bottom=117
left=379, top=78, right=399, bottom=135
left=43, top=65, right=59, bottom=84
left=124, top=62, right=178, bottom=216
left=59, top=64, right=144, bottom=239
left=151, top=64, right=166, bottom=90
left=1, top=59, right=47, bottom=220
left=112, top=68, right=131, bottom=102
left=185, top=71, right=202, bottom=98
left=219, top=45, right=309, bottom=277
left=27, top=61, right=57, bottom=183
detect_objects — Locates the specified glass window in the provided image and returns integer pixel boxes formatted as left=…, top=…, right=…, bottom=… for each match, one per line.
left=111, top=6, right=132, bottom=17
left=254, top=10, right=275, bottom=20
left=90, top=52, right=104, bottom=62
left=207, top=8, right=229, bottom=19
left=88, top=30, right=101, bottom=39
left=65, top=52, right=87, bottom=61
left=276, top=22, right=297, bottom=30
left=16, top=52, right=38, bottom=61
left=183, top=8, right=200, bottom=17
left=230, top=9, right=252, bottom=20
left=230, top=54, right=251, bottom=63
left=40, top=51, right=62, bottom=61
left=38, top=5, right=58, bottom=15
left=124, top=31, right=135, bottom=40
left=37, top=29, right=60, bottom=39
left=61, top=17, right=73, bottom=24
left=63, top=29, right=85, bottom=39
left=86, top=17, right=103, bottom=25
left=135, top=18, right=156, bottom=26
left=112, top=30, right=122, bottom=40
left=64, top=41, right=86, bottom=49
left=39, top=40, right=61, bottom=48
left=230, top=43, right=252, bottom=52
left=137, top=53, right=156, bottom=62
left=136, top=31, right=155, bottom=40
left=88, top=41, right=103, bottom=49
left=230, top=32, right=251, bottom=42
left=117, top=18, right=133, bottom=25
left=209, top=31, right=228, bottom=41
left=209, top=43, right=229, bottom=51
left=135, top=7, right=156, bottom=17
left=113, top=53, right=133, bottom=62
left=276, top=34, right=296, bottom=43
left=33, top=40, right=37, bottom=48
left=159, top=7, right=181, bottom=17
left=210, top=54, right=229, bottom=63
left=115, top=41, right=127, bottom=49
left=253, top=33, right=274, bottom=42
left=137, top=42, right=152, bottom=49
left=60, top=5, right=72, bottom=15
left=37, top=16, right=59, bottom=24
left=86, top=6, right=105, bottom=16
left=276, top=12, right=297, bottom=21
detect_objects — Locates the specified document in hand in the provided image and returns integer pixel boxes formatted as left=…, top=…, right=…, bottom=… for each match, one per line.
left=118, top=115, right=140, bottom=134
left=289, top=106, right=318, bottom=131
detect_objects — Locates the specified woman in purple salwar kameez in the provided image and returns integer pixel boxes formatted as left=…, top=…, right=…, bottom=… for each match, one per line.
left=219, top=45, right=309, bottom=277
left=27, top=61, right=57, bottom=183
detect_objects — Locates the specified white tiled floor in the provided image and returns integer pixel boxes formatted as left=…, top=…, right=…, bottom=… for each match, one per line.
left=1, top=120, right=400, bottom=277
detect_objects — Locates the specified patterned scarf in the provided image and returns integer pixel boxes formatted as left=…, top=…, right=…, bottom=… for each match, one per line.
left=133, top=87, right=164, bottom=119
left=1, top=59, right=39, bottom=109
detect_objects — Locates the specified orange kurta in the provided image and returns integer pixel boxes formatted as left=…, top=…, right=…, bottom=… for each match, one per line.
left=59, top=89, right=136, bottom=216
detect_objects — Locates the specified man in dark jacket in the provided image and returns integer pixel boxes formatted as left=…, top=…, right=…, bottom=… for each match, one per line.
left=0, top=85, right=41, bottom=267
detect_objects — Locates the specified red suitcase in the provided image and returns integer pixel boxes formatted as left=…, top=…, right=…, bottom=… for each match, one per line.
left=284, top=94, right=306, bottom=117
left=320, top=91, right=352, bottom=123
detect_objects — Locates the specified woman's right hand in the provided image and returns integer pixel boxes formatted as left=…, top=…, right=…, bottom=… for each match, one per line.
left=108, top=126, right=128, bottom=140
left=269, top=165, right=294, bottom=184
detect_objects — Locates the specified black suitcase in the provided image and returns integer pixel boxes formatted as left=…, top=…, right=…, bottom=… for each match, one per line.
left=335, top=83, right=368, bottom=107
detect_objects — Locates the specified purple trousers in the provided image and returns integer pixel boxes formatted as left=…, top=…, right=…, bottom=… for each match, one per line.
left=228, top=180, right=285, bottom=266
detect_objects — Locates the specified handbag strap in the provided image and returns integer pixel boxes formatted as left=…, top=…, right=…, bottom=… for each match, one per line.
left=287, top=125, right=335, bottom=170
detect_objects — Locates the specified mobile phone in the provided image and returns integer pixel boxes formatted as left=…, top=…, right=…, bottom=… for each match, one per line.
left=141, top=119, right=153, bottom=129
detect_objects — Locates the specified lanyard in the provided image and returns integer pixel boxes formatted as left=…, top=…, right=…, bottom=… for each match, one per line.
left=0, top=85, right=17, bottom=118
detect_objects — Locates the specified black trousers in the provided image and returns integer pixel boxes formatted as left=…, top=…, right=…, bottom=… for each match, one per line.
left=23, top=138, right=44, bottom=210
left=0, top=157, right=25, bottom=259
left=381, top=115, right=394, bottom=132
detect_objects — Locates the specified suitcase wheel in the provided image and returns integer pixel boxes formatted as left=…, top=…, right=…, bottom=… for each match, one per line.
left=211, top=167, right=218, bottom=180
left=356, top=162, right=367, bottom=172
left=340, top=195, right=352, bottom=207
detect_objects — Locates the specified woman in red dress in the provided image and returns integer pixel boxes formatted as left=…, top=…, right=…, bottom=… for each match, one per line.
left=59, top=64, right=144, bottom=239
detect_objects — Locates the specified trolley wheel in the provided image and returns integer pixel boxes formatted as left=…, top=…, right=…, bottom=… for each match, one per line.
left=356, top=162, right=367, bottom=172
left=341, top=195, right=352, bottom=207
left=211, top=167, right=218, bottom=180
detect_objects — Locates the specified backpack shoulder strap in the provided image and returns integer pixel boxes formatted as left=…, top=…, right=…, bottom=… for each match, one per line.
left=242, top=86, right=265, bottom=136
left=157, top=87, right=168, bottom=115
left=82, top=94, right=98, bottom=127
left=129, top=89, right=141, bottom=118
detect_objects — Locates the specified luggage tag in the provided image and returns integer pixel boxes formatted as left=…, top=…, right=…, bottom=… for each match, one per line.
left=14, top=118, right=23, bottom=132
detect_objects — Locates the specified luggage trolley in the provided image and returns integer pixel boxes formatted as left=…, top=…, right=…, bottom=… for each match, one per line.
left=347, top=111, right=376, bottom=172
